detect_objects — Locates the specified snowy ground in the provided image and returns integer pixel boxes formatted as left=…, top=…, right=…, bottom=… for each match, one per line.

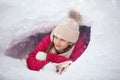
left=0, top=0, right=120, bottom=80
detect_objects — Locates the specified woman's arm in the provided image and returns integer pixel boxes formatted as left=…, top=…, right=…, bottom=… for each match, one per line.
left=26, top=35, right=50, bottom=71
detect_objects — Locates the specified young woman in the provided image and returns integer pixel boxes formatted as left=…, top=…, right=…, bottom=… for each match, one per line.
left=26, top=9, right=86, bottom=74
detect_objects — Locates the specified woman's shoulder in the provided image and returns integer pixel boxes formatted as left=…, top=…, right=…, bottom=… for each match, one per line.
left=40, top=35, right=51, bottom=45
left=42, top=35, right=51, bottom=41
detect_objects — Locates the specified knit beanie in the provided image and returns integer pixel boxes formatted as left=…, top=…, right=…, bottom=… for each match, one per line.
left=51, top=9, right=81, bottom=43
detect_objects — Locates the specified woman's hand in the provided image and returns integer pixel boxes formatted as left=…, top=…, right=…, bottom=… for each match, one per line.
left=56, top=61, right=72, bottom=74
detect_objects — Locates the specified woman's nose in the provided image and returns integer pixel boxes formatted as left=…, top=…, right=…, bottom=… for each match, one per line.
left=56, top=38, right=61, bottom=44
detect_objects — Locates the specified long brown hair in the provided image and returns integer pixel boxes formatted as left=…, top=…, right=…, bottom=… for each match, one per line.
left=45, top=42, right=54, bottom=53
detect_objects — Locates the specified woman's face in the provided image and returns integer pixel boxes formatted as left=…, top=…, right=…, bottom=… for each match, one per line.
left=53, top=36, right=72, bottom=51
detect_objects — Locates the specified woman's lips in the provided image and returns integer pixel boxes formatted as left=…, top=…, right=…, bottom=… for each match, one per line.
left=55, top=45, right=61, bottom=48
left=56, top=45, right=61, bottom=48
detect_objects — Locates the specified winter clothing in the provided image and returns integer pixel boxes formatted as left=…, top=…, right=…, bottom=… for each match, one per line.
left=51, top=10, right=81, bottom=43
left=27, top=34, right=87, bottom=71
left=47, top=9, right=81, bottom=62
left=36, top=52, right=47, bottom=60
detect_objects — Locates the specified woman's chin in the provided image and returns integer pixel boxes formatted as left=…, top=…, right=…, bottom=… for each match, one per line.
left=56, top=48, right=61, bottom=51
left=55, top=47, right=62, bottom=51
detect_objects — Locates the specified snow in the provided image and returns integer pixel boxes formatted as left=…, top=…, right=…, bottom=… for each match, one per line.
left=0, top=0, right=120, bottom=80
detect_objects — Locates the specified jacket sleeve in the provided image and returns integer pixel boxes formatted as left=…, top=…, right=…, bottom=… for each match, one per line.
left=69, top=37, right=87, bottom=62
left=46, top=53, right=69, bottom=63
left=26, top=35, right=50, bottom=71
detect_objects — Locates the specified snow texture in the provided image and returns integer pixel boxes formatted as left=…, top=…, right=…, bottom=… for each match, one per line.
left=0, top=0, right=120, bottom=80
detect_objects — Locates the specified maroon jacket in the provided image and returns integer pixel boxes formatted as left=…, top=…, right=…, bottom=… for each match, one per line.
left=27, top=34, right=87, bottom=71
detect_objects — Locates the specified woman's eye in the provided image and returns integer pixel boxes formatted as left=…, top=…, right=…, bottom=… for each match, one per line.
left=60, top=39, right=66, bottom=42
left=54, top=35, right=65, bottom=41
left=54, top=36, right=58, bottom=39
left=60, top=39, right=64, bottom=41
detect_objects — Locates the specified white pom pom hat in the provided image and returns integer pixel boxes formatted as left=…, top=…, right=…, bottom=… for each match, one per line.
left=51, top=9, right=81, bottom=43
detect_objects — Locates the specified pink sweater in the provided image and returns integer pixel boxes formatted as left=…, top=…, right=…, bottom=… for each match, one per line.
left=26, top=35, right=87, bottom=71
